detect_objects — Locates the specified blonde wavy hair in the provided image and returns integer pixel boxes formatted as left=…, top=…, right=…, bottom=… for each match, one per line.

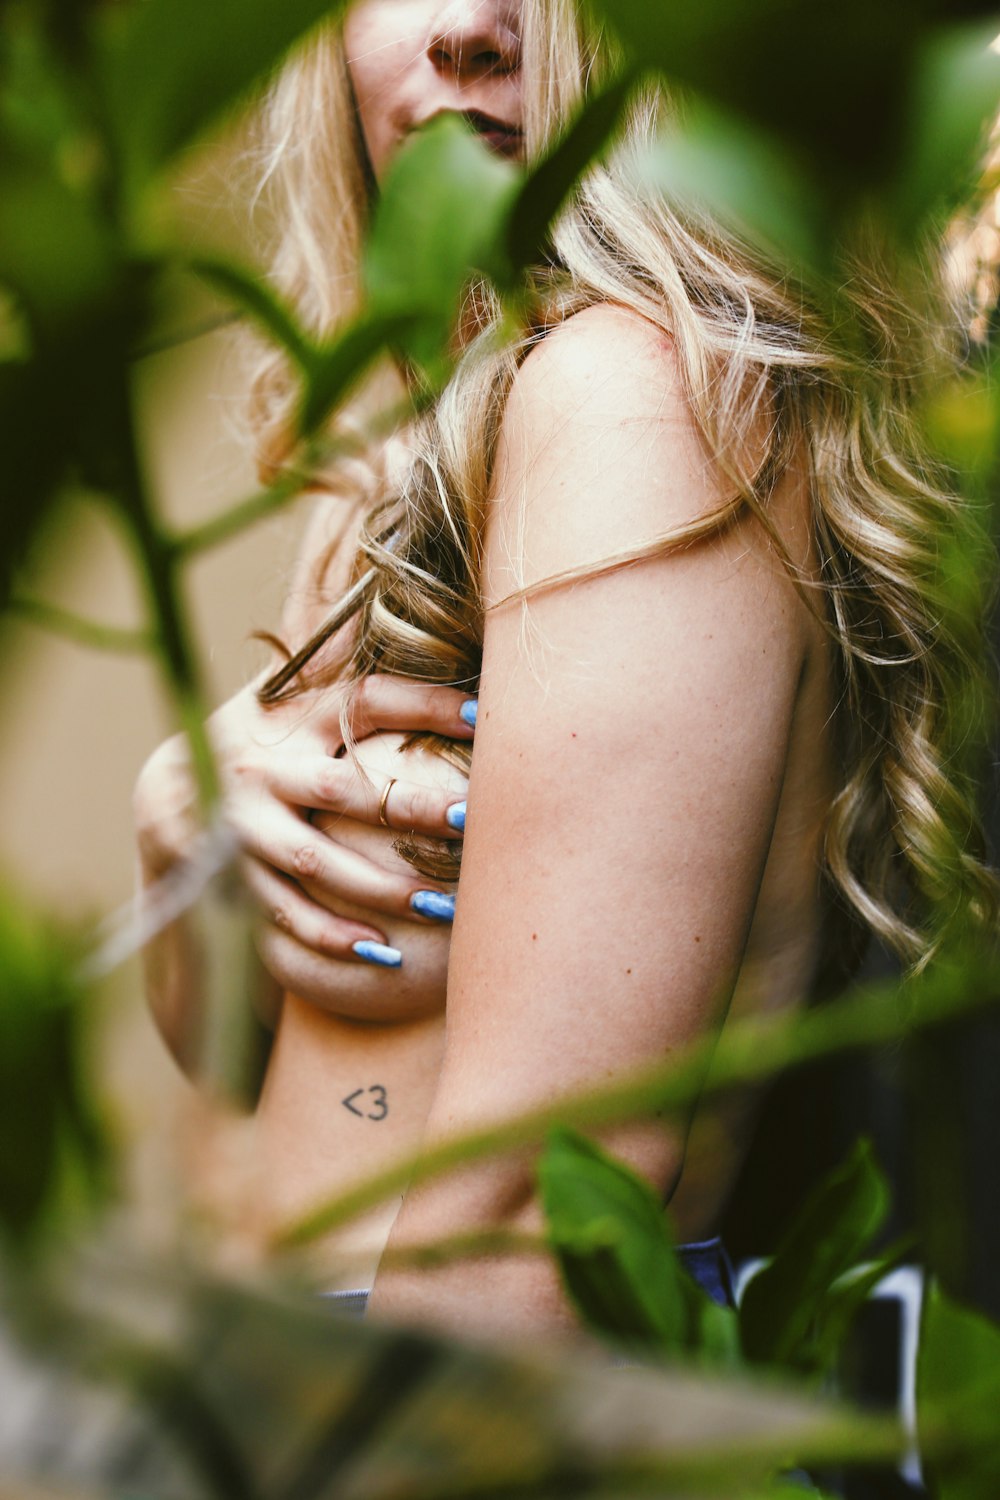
left=251, top=0, right=998, bottom=974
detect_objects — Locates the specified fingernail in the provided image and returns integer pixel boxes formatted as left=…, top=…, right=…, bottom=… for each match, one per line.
left=459, top=699, right=478, bottom=729
left=352, top=940, right=403, bottom=968
left=446, top=801, right=466, bottom=832
left=410, top=889, right=456, bottom=922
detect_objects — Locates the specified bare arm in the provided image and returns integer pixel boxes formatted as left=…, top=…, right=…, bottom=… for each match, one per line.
left=369, top=305, right=812, bottom=1337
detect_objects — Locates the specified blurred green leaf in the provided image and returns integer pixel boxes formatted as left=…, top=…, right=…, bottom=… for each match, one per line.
left=193, top=257, right=318, bottom=374
left=301, top=309, right=419, bottom=437
left=0, top=156, right=117, bottom=332
left=364, top=112, right=519, bottom=376
left=918, top=1285, right=1000, bottom=1499
left=0, top=886, right=109, bottom=1249
left=893, top=23, right=1000, bottom=238
left=0, top=8, right=96, bottom=168
left=505, top=67, right=638, bottom=272
left=591, top=0, right=914, bottom=185
left=0, top=1251, right=879, bottom=1500
left=925, top=368, right=1000, bottom=482
left=0, top=256, right=140, bottom=609
left=812, top=1239, right=913, bottom=1381
left=0, top=358, right=66, bottom=604
left=740, top=1139, right=890, bottom=1371
left=696, top=1295, right=743, bottom=1372
left=632, top=102, right=828, bottom=278
left=539, top=1125, right=692, bottom=1349
left=96, top=0, right=349, bottom=190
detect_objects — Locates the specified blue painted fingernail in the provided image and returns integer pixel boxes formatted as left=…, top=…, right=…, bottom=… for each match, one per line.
left=410, top=890, right=456, bottom=922
left=352, top=940, right=403, bottom=968
left=446, top=801, right=466, bottom=832
left=459, top=699, right=478, bottom=728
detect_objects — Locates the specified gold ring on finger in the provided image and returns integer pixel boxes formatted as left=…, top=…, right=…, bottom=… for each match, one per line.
left=378, top=776, right=398, bottom=829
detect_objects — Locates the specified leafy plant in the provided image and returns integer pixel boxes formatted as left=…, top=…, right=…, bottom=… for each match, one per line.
left=540, top=1128, right=902, bottom=1381
left=2, top=0, right=1000, bottom=1495
left=0, top=889, right=109, bottom=1249
left=918, top=1284, right=1000, bottom=1499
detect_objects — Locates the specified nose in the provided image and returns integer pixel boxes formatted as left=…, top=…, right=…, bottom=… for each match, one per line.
left=426, top=1, right=520, bottom=81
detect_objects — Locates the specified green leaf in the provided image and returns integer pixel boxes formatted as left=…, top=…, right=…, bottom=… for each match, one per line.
left=631, top=103, right=829, bottom=280
left=812, top=1238, right=913, bottom=1379
left=695, top=1296, right=742, bottom=1372
left=299, top=310, right=419, bottom=438
left=893, top=23, right=1000, bottom=239
left=739, top=1138, right=890, bottom=1371
left=588, top=0, right=914, bottom=186
left=363, top=112, right=519, bottom=375
left=539, top=1126, right=693, bottom=1350
left=505, top=68, right=639, bottom=273
left=0, top=157, right=117, bottom=332
left=918, top=1284, right=1000, bottom=1499
left=193, top=258, right=318, bottom=374
left=96, top=0, right=350, bottom=188
left=0, top=887, right=109, bottom=1249
left=924, top=368, right=1000, bottom=484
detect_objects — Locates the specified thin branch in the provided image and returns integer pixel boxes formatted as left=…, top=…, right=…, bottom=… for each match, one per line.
left=278, top=949, right=1000, bottom=1248
left=170, top=468, right=306, bottom=558
left=79, top=819, right=238, bottom=982
left=113, top=375, right=219, bottom=812
left=371, top=1227, right=548, bottom=1274
left=169, top=392, right=423, bottom=560
left=354, top=1410, right=905, bottom=1500
left=131, top=311, right=241, bottom=362
left=7, top=594, right=155, bottom=654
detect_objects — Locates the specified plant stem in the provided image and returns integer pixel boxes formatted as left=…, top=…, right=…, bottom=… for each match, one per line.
left=7, top=595, right=154, bottom=653
left=113, top=377, right=218, bottom=812
left=375, top=1226, right=548, bottom=1273
left=171, top=468, right=305, bottom=558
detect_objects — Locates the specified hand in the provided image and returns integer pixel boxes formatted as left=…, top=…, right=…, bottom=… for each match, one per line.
left=134, top=673, right=475, bottom=1006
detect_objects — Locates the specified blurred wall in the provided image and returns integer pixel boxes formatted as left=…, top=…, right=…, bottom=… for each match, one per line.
left=0, top=300, right=314, bottom=1246
left=0, top=324, right=309, bottom=915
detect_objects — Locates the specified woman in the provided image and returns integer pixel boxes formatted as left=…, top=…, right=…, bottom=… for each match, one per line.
left=135, top=0, right=998, bottom=1339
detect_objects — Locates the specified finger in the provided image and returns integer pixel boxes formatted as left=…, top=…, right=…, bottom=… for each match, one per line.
left=239, top=804, right=432, bottom=917
left=252, top=921, right=404, bottom=1017
left=265, top=756, right=467, bottom=838
left=348, top=675, right=477, bottom=741
left=241, top=857, right=386, bottom=957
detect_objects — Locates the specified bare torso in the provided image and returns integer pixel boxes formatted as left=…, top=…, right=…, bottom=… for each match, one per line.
left=252, top=732, right=461, bottom=1288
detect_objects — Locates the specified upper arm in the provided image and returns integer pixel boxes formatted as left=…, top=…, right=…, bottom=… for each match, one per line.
left=427, top=305, right=809, bottom=1188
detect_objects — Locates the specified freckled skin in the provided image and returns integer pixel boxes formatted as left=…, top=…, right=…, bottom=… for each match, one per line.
left=369, top=303, right=839, bottom=1336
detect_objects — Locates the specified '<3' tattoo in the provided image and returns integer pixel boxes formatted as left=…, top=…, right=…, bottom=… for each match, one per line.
left=341, top=1084, right=388, bottom=1121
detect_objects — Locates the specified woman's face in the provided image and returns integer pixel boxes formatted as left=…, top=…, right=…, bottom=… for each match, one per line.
left=344, top=0, right=524, bottom=183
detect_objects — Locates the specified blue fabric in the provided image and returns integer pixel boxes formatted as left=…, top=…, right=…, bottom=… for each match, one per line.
left=675, top=1235, right=736, bottom=1309
left=324, top=1235, right=737, bottom=1319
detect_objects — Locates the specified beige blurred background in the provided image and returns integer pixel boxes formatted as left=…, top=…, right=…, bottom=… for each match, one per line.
left=0, top=133, right=317, bottom=1249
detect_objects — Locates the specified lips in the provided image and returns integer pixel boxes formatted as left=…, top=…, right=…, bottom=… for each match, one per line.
left=462, top=109, right=524, bottom=159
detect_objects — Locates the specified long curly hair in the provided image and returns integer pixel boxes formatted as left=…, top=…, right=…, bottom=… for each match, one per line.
left=249, top=0, right=998, bottom=974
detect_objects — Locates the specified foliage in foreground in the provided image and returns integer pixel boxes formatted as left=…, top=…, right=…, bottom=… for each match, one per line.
left=2, top=0, right=1000, bottom=1494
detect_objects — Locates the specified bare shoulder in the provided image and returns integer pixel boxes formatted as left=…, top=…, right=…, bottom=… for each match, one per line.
left=508, top=302, right=684, bottom=431
left=488, top=302, right=743, bottom=601
left=527, top=299, right=677, bottom=367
